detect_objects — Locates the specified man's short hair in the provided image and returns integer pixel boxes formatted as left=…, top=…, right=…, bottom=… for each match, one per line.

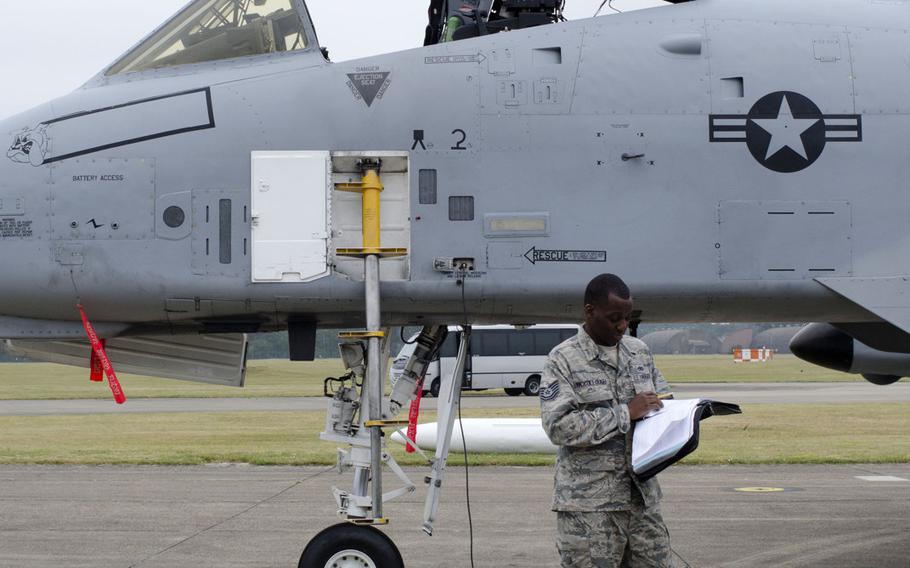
left=584, top=273, right=631, bottom=305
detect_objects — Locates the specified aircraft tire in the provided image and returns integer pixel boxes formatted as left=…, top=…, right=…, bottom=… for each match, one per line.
left=299, top=523, right=403, bottom=568
left=504, top=388, right=523, bottom=396
left=523, top=375, right=541, bottom=397
left=429, top=379, right=441, bottom=398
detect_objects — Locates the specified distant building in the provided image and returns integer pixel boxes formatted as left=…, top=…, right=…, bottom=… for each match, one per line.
left=752, top=326, right=804, bottom=354
left=641, top=329, right=722, bottom=354
left=721, top=329, right=754, bottom=354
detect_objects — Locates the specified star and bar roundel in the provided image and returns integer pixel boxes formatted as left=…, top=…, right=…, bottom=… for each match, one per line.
left=709, top=91, right=862, bottom=173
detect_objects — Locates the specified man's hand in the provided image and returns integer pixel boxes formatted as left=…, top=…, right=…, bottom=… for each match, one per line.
left=628, top=392, right=663, bottom=420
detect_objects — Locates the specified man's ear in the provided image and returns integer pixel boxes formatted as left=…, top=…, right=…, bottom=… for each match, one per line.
left=583, top=303, right=593, bottom=316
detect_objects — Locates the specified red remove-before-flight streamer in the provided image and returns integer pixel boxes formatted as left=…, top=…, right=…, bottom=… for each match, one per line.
left=77, top=304, right=126, bottom=404
left=406, top=379, right=423, bottom=453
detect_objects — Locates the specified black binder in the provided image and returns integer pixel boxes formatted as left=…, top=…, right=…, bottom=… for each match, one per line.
left=634, top=400, right=742, bottom=482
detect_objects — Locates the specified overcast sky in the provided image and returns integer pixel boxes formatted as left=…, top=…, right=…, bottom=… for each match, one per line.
left=0, top=0, right=665, bottom=119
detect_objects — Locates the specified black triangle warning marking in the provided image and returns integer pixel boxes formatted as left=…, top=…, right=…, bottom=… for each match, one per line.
left=347, top=72, right=390, bottom=107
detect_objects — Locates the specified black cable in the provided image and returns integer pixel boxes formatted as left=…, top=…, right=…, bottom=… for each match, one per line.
left=400, top=326, right=418, bottom=344
left=456, top=270, right=475, bottom=568
left=664, top=522, right=692, bottom=567
left=672, top=547, right=693, bottom=568
left=458, top=387, right=475, bottom=568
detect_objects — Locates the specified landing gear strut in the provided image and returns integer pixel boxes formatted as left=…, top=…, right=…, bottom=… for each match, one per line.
left=303, top=161, right=472, bottom=564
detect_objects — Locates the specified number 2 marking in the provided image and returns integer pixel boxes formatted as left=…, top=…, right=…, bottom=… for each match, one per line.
left=451, top=129, right=468, bottom=151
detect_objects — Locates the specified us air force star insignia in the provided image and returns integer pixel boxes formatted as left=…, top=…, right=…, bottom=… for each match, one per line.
left=709, top=91, right=862, bottom=173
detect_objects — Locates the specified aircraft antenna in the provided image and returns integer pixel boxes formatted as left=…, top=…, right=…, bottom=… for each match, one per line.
left=595, top=0, right=623, bottom=16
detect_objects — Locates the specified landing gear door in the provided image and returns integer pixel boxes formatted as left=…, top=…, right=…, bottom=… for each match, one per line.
left=250, top=151, right=330, bottom=283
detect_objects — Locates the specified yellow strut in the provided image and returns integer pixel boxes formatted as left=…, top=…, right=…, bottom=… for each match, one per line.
left=361, top=168, right=382, bottom=250
left=334, top=163, right=407, bottom=258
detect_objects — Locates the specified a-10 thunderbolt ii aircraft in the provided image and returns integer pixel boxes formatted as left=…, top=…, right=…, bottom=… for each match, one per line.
left=3, top=0, right=910, bottom=564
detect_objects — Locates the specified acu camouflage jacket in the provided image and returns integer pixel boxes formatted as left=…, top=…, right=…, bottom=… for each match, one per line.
left=539, top=328, right=673, bottom=512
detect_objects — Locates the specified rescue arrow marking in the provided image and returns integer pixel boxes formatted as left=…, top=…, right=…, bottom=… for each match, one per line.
left=424, top=53, right=487, bottom=65
left=524, top=247, right=607, bottom=265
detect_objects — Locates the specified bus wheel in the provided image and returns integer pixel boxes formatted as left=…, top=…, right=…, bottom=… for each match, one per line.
left=504, top=388, right=523, bottom=397
left=429, top=378, right=441, bottom=398
left=523, top=375, right=541, bottom=397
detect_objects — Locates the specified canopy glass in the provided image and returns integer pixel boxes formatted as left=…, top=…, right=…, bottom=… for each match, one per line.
left=108, top=0, right=309, bottom=75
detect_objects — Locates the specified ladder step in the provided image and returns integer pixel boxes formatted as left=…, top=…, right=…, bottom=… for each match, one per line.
left=336, top=247, right=408, bottom=258
left=334, top=182, right=367, bottom=192
left=348, top=517, right=389, bottom=526
left=338, top=331, right=386, bottom=339
left=364, top=420, right=410, bottom=428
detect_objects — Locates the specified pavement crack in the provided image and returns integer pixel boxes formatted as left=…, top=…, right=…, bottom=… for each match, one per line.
left=127, top=466, right=334, bottom=568
left=713, top=528, right=905, bottom=568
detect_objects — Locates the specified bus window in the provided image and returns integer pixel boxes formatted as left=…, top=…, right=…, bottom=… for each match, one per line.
left=438, top=333, right=459, bottom=358
left=533, top=330, right=563, bottom=355
left=508, top=331, right=534, bottom=356
left=560, top=328, right=578, bottom=342
left=478, top=330, right=508, bottom=357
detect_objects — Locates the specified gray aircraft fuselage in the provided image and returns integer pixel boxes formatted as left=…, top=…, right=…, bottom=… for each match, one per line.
left=0, top=0, right=904, bottom=339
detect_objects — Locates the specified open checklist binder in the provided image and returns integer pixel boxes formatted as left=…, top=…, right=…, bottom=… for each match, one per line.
left=632, top=399, right=742, bottom=481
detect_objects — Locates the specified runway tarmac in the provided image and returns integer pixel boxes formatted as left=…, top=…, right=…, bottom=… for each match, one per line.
left=0, top=463, right=907, bottom=567
left=2, top=381, right=909, bottom=415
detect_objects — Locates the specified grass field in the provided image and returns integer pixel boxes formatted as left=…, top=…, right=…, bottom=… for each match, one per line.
left=0, top=356, right=887, bottom=467
left=0, top=355, right=859, bottom=401
left=0, top=404, right=906, bottom=466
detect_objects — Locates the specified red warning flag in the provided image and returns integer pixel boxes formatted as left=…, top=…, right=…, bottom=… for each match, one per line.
left=89, top=339, right=104, bottom=382
left=406, top=379, right=423, bottom=453
left=77, top=305, right=126, bottom=404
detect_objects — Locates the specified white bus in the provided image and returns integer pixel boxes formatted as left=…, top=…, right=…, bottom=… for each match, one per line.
left=389, top=325, right=579, bottom=397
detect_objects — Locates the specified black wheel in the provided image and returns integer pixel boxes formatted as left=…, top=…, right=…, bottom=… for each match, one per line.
left=523, top=375, right=541, bottom=397
left=504, top=388, right=523, bottom=397
left=429, top=378, right=441, bottom=398
left=300, top=523, right=403, bottom=568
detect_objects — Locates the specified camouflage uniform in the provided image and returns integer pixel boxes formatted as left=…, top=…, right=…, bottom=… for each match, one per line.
left=539, top=328, right=674, bottom=568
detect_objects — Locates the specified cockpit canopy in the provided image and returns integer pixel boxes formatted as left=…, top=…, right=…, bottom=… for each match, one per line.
left=107, top=0, right=310, bottom=75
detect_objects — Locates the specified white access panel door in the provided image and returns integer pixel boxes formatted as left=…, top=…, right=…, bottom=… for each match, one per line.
left=251, top=151, right=330, bottom=283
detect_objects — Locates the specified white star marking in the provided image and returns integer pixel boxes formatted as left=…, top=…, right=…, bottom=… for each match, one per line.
left=752, top=95, right=821, bottom=161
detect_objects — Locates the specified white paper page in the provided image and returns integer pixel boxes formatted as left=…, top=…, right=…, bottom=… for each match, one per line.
left=632, top=399, right=703, bottom=473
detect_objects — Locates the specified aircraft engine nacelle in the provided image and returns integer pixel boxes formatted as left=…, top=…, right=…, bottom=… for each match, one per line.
left=790, top=324, right=905, bottom=385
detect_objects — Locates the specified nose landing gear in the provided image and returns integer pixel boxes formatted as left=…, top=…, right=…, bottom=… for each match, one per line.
left=300, top=523, right=404, bottom=568
left=303, top=160, right=472, bottom=566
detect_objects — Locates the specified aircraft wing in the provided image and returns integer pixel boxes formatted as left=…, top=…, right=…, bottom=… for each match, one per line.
left=816, top=277, right=910, bottom=336
left=5, top=334, right=247, bottom=387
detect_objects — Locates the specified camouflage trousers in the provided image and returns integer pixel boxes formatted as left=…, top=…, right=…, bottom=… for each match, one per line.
left=555, top=500, right=672, bottom=568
